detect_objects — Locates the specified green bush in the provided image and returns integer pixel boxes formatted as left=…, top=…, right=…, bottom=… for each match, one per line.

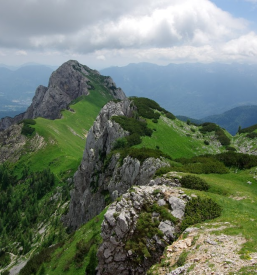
left=155, top=166, right=172, bottom=176
left=181, top=197, right=222, bottom=231
left=246, top=132, right=257, bottom=139
left=166, top=112, right=176, bottom=120
left=204, top=140, right=209, bottom=145
left=0, top=251, right=11, bottom=268
left=85, top=245, right=98, bottom=274
left=180, top=175, right=209, bottom=191
left=175, top=156, right=229, bottom=174
left=214, top=152, right=257, bottom=169
left=21, top=119, right=36, bottom=136
left=200, top=122, right=219, bottom=133
left=112, top=116, right=152, bottom=137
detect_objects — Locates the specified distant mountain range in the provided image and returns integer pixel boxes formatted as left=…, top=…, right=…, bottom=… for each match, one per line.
left=202, top=105, right=257, bottom=135
left=101, top=62, right=257, bottom=119
left=177, top=105, right=257, bottom=135
left=0, top=64, right=53, bottom=115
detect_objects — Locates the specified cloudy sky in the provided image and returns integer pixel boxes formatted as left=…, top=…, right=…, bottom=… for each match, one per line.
left=0, top=0, right=257, bottom=69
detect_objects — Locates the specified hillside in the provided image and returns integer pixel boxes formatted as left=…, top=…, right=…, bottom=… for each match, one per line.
left=1, top=62, right=257, bottom=275
left=100, top=62, right=257, bottom=118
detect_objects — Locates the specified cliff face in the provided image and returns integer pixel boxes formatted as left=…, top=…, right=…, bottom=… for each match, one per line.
left=0, top=60, right=126, bottom=131
left=63, top=99, right=170, bottom=230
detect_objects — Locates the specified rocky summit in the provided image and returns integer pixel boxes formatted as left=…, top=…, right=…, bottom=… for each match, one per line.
left=0, top=60, right=126, bottom=131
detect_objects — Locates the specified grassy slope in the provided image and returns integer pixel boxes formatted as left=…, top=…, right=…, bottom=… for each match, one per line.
left=136, top=116, right=226, bottom=159
left=200, top=170, right=257, bottom=255
left=13, top=85, right=112, bottom=180
left=166, top=169, right=257, bottom=257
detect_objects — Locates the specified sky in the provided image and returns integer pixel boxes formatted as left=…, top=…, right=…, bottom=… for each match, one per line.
left=0, top=0, right=257, bottom=69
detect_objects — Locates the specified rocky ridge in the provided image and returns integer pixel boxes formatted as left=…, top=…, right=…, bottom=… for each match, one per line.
left=63, top=99, right=171, bottom=230
left=0, top=60, right=126, bottom=131
left=97, top=184, right=188, bottom=275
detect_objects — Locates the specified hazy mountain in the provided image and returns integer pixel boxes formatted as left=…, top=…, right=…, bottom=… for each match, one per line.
left=101, top=62, right=257, bottom=118
left=202, top=105, right=257, bottom=135
left=0, top=64, right=54, bottom=116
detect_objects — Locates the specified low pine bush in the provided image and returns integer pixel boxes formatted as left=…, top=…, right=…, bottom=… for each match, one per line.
left=181, top=197, right=222, bottom=231
left=180, top=175, right=209, bottom=191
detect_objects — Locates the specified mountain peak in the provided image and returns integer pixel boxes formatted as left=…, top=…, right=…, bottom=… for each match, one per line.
left=0, top=60, right=126, bottom=131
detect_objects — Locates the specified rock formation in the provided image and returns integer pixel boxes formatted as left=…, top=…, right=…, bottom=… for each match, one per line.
left=97, top=184, right=189, bottom=275
left=0, top=60, right=126, bottom=131
left=63, top=99, right=170, bottom=230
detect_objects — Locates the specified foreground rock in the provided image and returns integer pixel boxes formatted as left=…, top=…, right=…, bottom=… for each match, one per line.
left=0, top=60, right=126, bottom=131
left=97, top=185, right=188, bottom=275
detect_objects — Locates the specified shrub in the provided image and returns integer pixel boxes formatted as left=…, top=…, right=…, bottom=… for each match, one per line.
left=204, top=140, right=209, bottom=145
left=21, top=119, right=36, bottom=137
left=155, top=166, right=172, bottom=176
left=175, top=156, right=229, bottom=174
left=226, top=146, right=236, bottom=152
left=214, top=152, right=257, bottom=169
left=0, top=251, right=11, bottom=268
left=126, top=133, right=142, bottom=147
left=181, top=197, right=222, bottom=231
left=200, top=122, right=219, bottom=133
left=112, top=116, right=152, bottom=137
left=166, top=112, right=176, bottom=120
left=180, top=175, right=209, bottom=191
left=85, top=245, right=98, bottom=274
left=112, top=137, right=128, bottom=150
left=246, top=132, right=257, bottom=139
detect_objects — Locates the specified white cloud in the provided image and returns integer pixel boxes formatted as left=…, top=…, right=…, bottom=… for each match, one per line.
left=96, top=55, right=106, bottom=61
left=15, top=50, right=27, bottom=56
left=0, top=0, right=256, bottom=65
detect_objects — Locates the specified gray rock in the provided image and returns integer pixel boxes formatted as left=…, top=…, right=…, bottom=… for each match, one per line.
left=97, top=186, right=187, bottom=275
left=159, top=220, right=176, bottom=241
left=168, top=197, right=186, bottom=219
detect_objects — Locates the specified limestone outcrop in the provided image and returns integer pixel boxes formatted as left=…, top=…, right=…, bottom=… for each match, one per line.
left=0, top=60, right=126, bottom=131
left=63, top=100, right=170, bottom=230
left=97, top=185, right=189, bottom=275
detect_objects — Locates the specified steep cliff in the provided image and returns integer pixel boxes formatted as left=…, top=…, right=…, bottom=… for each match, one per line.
left=63, top=99, right=170, bottom=230
left=0, top=60, right=126, bottom=131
